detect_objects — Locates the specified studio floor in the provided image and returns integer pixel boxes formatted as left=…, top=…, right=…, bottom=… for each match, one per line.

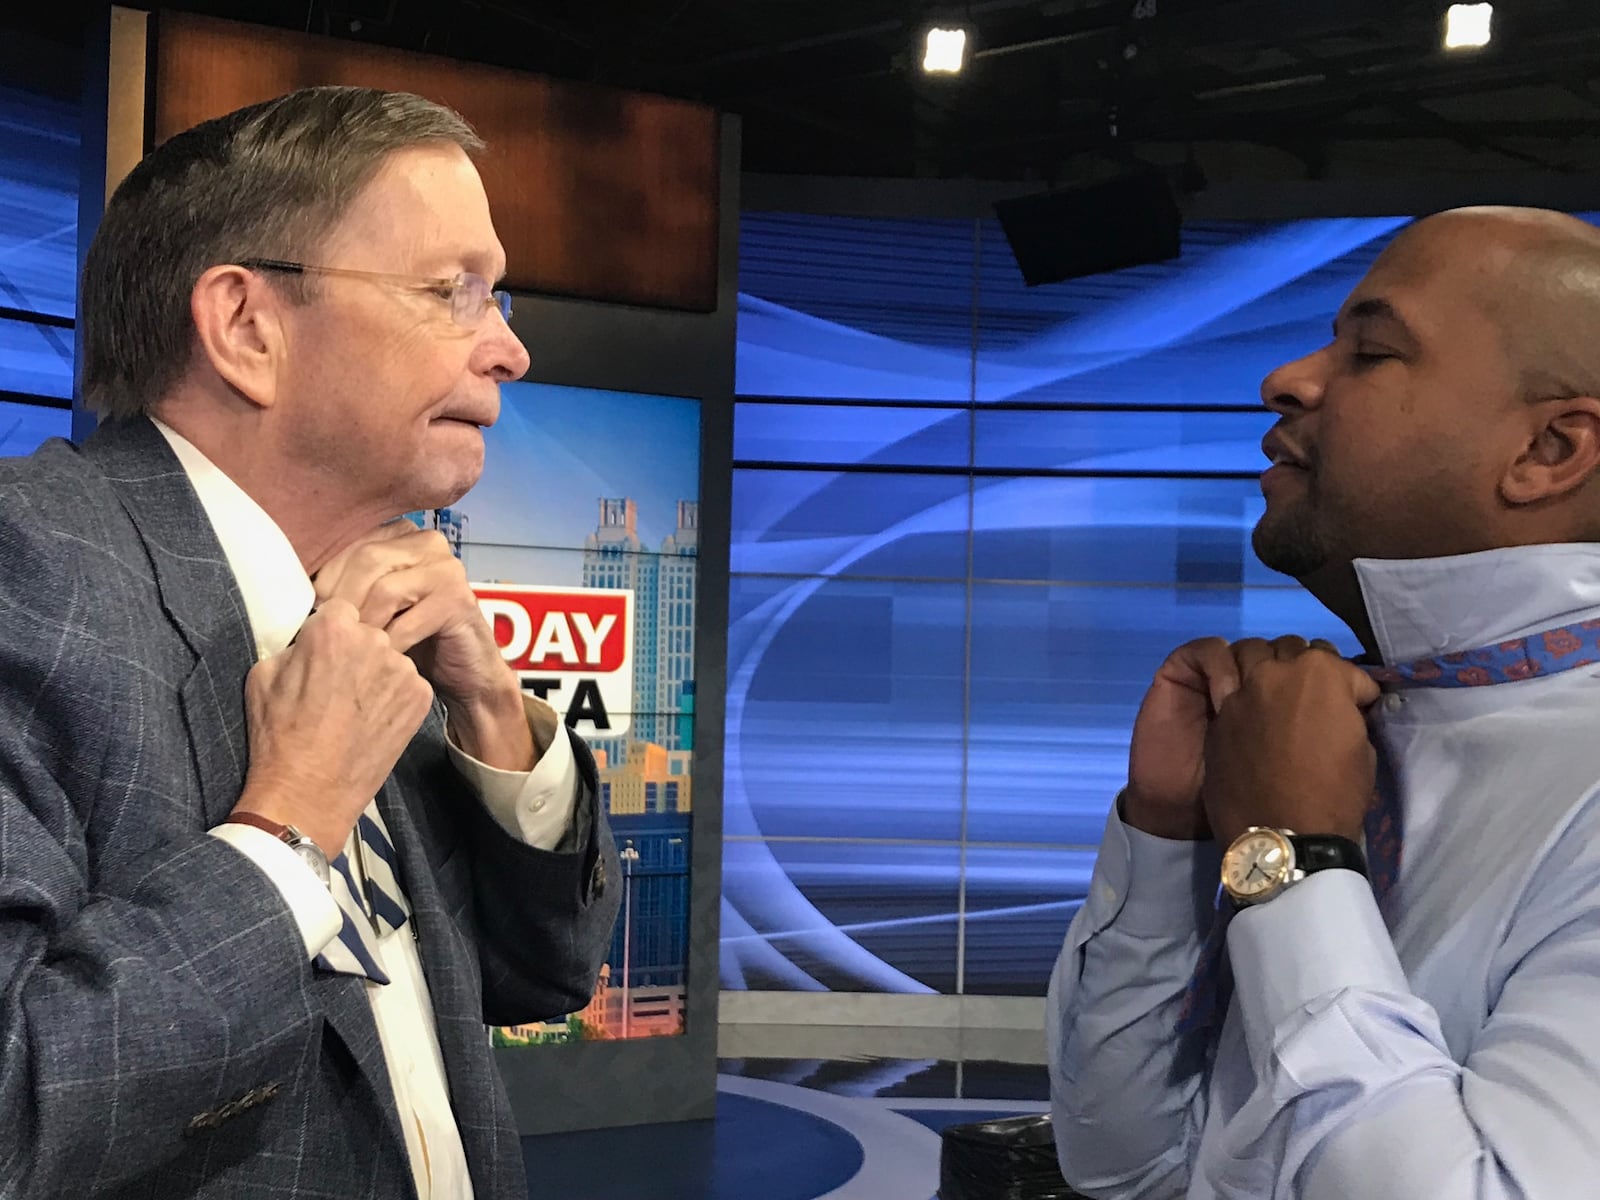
left=521, top=1024, right=1052, bottom=1200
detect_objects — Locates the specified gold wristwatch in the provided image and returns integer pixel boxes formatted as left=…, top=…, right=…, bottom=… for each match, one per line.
left=1221, top=826, right=1366, bottom=908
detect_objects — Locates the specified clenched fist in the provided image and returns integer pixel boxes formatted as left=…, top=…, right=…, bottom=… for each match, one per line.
left=314, top=521, right=534, bottom=772
left=1123, top=637, right=1243, bottom=840
left=1123, top=635, right=1350, bottom=842
left=233, top=598, right=435, bottom=855
left=1199, top=639, right=1381, bottom=849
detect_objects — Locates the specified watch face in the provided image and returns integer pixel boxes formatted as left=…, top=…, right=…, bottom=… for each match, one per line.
left=1224, top=829, right=1293, bottom=902
left=293, top=840, right=331, bottom=888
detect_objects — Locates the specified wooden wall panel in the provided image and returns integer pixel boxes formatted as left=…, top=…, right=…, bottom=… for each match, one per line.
left=148, top=10, right=720, bottom=311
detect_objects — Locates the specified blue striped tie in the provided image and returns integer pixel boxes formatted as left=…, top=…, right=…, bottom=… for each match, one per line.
left=313, top=803, right=411, bottom=985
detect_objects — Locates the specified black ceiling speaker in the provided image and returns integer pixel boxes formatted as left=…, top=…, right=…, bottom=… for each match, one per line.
left=994, top=171, right=1182, bottom=286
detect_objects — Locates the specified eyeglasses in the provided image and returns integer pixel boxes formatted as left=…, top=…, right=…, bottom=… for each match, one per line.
left=238, top=258, right=513, bottom=328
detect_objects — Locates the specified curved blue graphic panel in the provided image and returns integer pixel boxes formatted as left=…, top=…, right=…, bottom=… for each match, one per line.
left=973, top=408, right=1271, bottom=473
left=738, top=214, right=976, bottom=401
left=736, top=402, right=971, bottom=469
left=737, top=213, right=1412, bottom=405
left=961, top=847, right=1096, bottom=996
left=727, top=576, right=967, bottom=845
left=0, top=85, right=78, bottom=408
left=0, top=85, right=79, bottom=321
left=722, top=840, right=960, bottom=994
left=724, top=211, right=1433, bottom=996
left=971, top=216, right=1408, bottom=406
left=0, top=316, right=73, bottom=401
left=0, top=398, right=69, bottom=456
left=732, top=469, right=971, bottom=580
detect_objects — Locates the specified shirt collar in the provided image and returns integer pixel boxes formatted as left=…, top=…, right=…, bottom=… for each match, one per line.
left=152, top=419, right=313, bottom=660
left=1355, top=543, right=1600, bottom=666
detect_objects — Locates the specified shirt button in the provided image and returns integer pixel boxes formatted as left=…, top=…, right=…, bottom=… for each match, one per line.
left=1383, top=694, right=1404, bottom=712
left=531, top=798, right=546, bottom=812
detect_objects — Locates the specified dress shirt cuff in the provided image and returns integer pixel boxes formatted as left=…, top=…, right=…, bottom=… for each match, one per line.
left=207, top=824, right=342, bottom=959
left=445, top=694, right=578, bottom=851
left=1228, top=868, right=1409, bottom=1066
left=1088, top=797, right=1222, bottom=937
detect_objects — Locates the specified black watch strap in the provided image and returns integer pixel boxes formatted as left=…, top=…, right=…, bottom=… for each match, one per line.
left=1289, top=834, right=1367, bottom=879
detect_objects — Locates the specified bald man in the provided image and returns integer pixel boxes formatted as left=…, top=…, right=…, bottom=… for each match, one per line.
left=1047, top=207, right=1600, bottom=1200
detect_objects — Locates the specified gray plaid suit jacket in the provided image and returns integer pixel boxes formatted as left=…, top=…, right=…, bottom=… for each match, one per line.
left=0, top=418, right=621, bottom=1198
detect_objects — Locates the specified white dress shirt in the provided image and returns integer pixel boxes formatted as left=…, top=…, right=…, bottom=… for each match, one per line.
left=1049, top=543, right=1600, bottom=1200
left=156, top=421, right=578, bottom=1200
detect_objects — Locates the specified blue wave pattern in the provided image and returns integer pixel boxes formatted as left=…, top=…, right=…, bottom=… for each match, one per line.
left=0, top=398, right=68, bottom=456
left=0, top=85, right=78, bottom=402
left=724, top=212, right=1419, bottom=996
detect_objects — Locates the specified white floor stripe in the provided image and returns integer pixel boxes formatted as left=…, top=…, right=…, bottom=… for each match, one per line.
left=717, top=1074, right=944, bottom=1200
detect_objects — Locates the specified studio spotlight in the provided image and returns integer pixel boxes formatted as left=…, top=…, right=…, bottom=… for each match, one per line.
left=922, top=26, right=969, bottom=74
left=1444, top=3, right=1493, bottom=50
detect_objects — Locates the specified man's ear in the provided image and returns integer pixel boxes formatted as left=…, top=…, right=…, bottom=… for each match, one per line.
left=1500, top=396, right=1600, bottom=506
left=189, top=265, right=284, bottom=410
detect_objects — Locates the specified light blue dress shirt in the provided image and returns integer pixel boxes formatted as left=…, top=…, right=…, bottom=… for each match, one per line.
left=1048, top=544, right=1600, bottom=1200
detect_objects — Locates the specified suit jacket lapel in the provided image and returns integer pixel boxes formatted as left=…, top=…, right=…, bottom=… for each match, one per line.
left=313, top=969, right=416, bottom=1189
left=84, top=418, right=255, bottom=828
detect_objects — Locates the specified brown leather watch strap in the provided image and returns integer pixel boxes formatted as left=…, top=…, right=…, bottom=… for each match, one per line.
left=220, top=811, right=291, bottom=841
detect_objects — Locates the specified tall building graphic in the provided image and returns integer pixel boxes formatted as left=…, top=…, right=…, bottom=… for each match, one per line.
left=582, top=498, right=698, bottom=764
left=581, top=497, right=698, bottom=1041
left=582, top=500, right=657, bottom=754
left=656, top=501, right=699, bottom=748
left=482, top=494, right=699, bottom=1045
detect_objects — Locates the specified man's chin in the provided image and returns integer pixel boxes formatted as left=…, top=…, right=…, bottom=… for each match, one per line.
left=404, top=464, right=483, bottom=514
left=421, top=430, right=485, bottom=495
left=1251, top=522, right=1328, bottom=581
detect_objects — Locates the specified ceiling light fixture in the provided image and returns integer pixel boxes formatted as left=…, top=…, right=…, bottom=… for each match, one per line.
left=922, top=26, right=969, bottom=74
left=1443, top=3, right=1493, bottom=50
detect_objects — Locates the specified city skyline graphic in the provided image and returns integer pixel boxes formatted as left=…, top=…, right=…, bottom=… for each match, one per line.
left=415, top=380, right=702, bottom=1046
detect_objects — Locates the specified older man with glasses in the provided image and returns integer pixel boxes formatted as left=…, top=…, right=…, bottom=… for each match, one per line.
left=0, top=86, right=620, bottom=1199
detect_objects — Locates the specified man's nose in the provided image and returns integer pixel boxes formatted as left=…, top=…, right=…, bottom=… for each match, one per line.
left=1260, top=347, right=1329, bottom=415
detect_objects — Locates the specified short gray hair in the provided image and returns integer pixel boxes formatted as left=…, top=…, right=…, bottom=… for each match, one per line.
left=80, top=86, right=484, bottom=420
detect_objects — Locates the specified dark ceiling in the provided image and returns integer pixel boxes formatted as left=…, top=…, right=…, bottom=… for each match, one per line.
left=9, top=0, right=1600, bottom=187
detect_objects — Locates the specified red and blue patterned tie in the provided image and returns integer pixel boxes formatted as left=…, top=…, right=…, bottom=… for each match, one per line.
left=1173, top=618, right=1600, bottom=1033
